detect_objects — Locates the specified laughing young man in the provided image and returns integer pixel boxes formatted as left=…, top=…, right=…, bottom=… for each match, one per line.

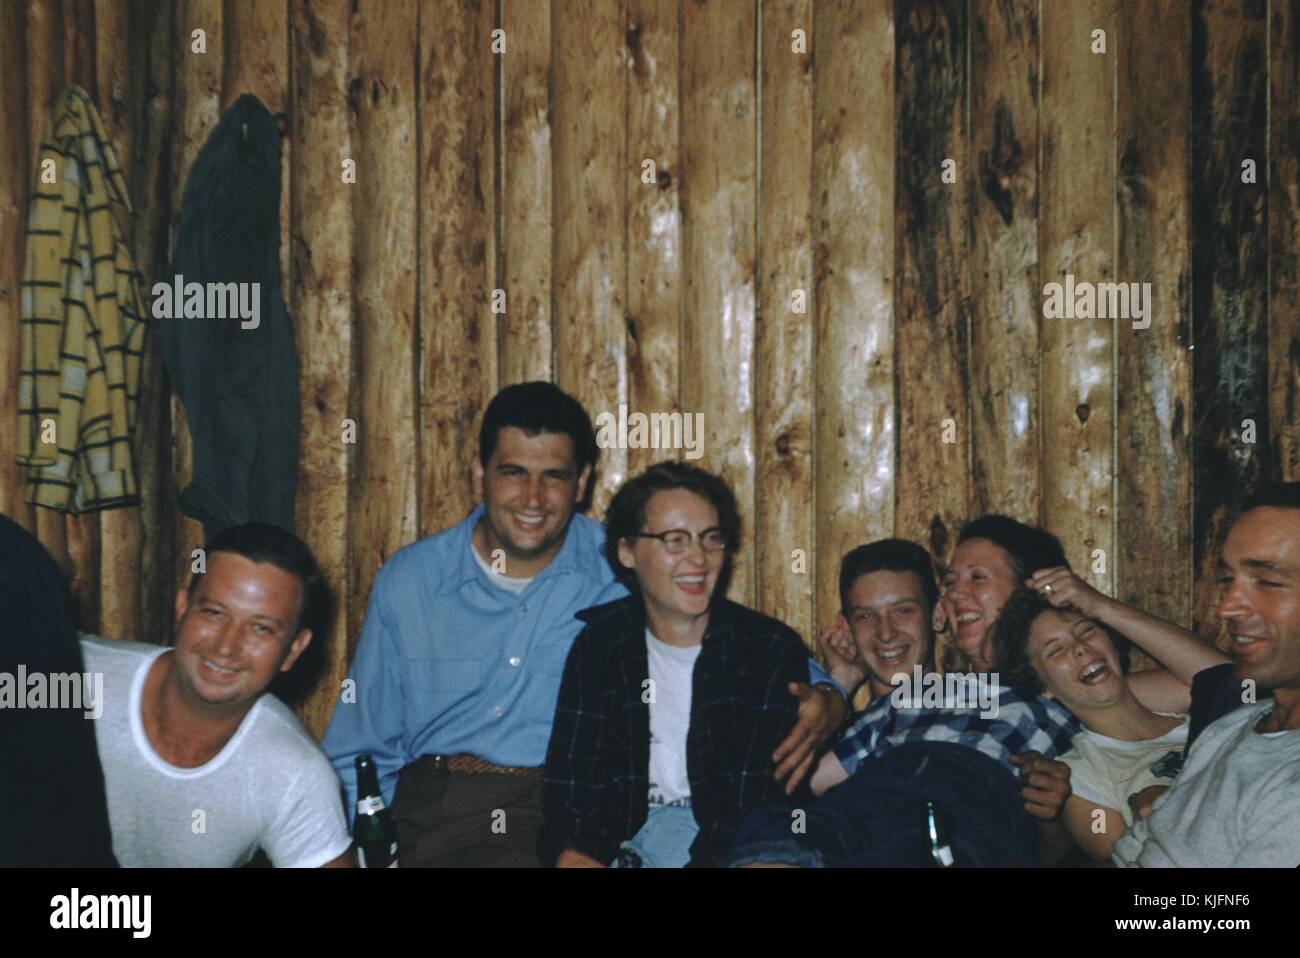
left=1110, top=483, right=1300, bottom=868
left=322, top=382, right=847, bottom=866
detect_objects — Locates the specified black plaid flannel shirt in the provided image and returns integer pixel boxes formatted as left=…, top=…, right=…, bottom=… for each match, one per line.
left=539, top=595, right=811, bottom=867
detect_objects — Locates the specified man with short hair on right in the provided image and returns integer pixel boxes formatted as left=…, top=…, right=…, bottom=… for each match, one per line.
left=1111, top=482, right=1300, bottom=868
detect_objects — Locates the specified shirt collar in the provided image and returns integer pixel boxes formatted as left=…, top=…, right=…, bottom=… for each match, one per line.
left=454, top=503, right=609, bottom=589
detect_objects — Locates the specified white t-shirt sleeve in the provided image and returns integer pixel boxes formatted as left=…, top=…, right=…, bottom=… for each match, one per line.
left=262, top=752, right=353, bottom=868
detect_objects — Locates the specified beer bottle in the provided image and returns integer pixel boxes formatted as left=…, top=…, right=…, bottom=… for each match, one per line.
left=354, top=754, right=398, bottom=868
left=925, top=801, right=955, bottom=867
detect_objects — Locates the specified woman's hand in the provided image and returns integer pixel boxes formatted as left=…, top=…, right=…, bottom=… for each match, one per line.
left=1026, top=566, right=1109, bottom=619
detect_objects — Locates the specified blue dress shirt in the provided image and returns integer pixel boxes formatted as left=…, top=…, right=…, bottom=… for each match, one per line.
left=322, top=504, right=842, bottom=814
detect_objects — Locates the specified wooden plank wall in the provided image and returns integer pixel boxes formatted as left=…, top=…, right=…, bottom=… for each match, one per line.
left=2, top=0, right=1297, bottom=738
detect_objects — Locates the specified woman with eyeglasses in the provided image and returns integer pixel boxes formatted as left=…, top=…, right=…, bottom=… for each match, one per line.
left=538, top=461, right=815, bottom=867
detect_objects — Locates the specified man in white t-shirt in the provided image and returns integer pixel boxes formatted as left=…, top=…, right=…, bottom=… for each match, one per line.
left=88, top=523, right=353, bottom=867
left=1112, top=483, right=1300, bottom=867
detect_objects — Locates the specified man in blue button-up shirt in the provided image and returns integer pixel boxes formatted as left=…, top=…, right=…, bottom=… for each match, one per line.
left=322, top=382, right=845, bottom=866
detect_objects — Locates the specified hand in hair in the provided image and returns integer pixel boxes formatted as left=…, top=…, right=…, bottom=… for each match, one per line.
left=1026, top=567, right=1106, bottom=618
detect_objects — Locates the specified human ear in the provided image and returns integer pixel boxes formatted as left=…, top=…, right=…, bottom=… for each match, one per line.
left=280, top=629, right=313, bottom=673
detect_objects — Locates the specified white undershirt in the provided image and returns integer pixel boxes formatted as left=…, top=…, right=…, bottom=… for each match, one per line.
left=470, top=542, right=535, bottom=593
left=646, top=629, right=701, bottom=807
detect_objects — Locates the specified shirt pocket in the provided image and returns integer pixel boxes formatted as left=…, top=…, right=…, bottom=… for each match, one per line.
left=405, top=655, right=488, bottom=694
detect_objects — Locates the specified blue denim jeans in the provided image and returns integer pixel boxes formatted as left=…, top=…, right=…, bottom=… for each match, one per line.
left=723, top=742, right=1034, bottom=867
left=610, top=805, right=700, bottom=868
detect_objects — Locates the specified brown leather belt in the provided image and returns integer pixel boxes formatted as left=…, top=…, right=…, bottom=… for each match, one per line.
left=424, top=753, right=543, bottom=780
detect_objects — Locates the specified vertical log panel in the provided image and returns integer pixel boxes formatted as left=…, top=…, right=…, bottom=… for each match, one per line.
left=417, top=0, right=499, bottom=533
left=1039, top=0, right=1114, bottom=588
left=1190, top=0, right=1268, bottom=635
left=221, top=0, right=291, bottom=287
left=813, top=0, right=895, bottom=634
left=500, top=0, right=552, bottom=385
left=554, top=0, right=627, bottom=515
left=348, top=0, right=419, bottom=640
left=969, top=0, right=1039, bottom=522
left=1270, top=0, right=1300, bottom=482
left=62, top=0, right=96, bottom=93
left=291, top=0, right=355, bottom=738
left=757, top=0, right=814, bottom=637
left=132, top=0, right=178, bottom=647
left=681, top=0, right=757, bottom=605
left=169, top=0, right=224, bottom=599
left=625, top=0, right=681, bottom=477
left=0, top=3, right=29, bottom=529
left=895, top=0, right=969, bottom=563
left=26, top=0, right=64, bottom=177
left=95, top=0, right=143, bottom=643
left=1116, top=0, right=1193, bottom=641
left=93, top=0, right=131, bottom=154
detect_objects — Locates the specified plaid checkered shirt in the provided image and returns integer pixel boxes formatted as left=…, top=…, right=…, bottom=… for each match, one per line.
left=17, top=85, right=146, bottom=512
left=832, top=675, right=1082, bottom=782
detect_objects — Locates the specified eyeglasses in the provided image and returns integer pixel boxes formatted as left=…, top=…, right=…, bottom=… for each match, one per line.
left=626, top=528, right=728, bottom=554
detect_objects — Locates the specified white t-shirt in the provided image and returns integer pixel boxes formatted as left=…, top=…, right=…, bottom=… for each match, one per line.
left=471, top=542, right=535, bottom=594
left=1112, top=701, right=1300, bottom=867
left=82, top=636, right=353, bottom=868
left=646, top=630, right=701, bottom=808
left=1061, top=713, right=1189, bottom=827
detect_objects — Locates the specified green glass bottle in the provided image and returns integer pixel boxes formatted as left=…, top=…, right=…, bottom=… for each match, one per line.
left=354, top=755, right=398, bottom=868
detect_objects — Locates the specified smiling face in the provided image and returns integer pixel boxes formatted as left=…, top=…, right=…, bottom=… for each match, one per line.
left=617, top=488, right=725, bottom=641
left=1026, top=609, right=1125, bottom=713
left=940, top=538, right=1020, bottom=669
left=1217, top=507, right=1300, bottom=695
left=172, top=552, right=311, bottom=713
left=843, top=569, right=934, bottom=698
left=473, top=426, right=592, bottom=578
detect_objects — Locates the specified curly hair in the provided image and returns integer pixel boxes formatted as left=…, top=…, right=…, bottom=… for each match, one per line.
left=603, top=460, right=741, bottom=594
left=992, top=588, right=1132, bottom=695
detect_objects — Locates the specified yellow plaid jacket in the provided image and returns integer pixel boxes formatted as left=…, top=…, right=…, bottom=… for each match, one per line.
left=17, top=86, right=147, bottom=512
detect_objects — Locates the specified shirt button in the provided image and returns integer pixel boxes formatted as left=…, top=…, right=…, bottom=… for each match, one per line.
left=509, top=656, right=521, bottom=667
left=519, top=603, right=528, bottom=614
left=492, top=706, right=504, bottom=717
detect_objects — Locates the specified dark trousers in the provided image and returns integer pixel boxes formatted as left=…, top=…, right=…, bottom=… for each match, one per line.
left=724, top=742, right=1035, bottom=868
left=391, top=757, right=545, bottom=867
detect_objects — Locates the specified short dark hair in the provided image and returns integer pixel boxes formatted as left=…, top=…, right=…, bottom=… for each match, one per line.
left=478, top=381, right=598, bottom=479
left=1240, top=481, right=1300, bottom=515
left=993, top=588, right=1131, bottom=695
left=603, top=461, right=741, bottom=595
left=957, top=514, right=1069, bottom=582
left=188, top=523, right=333, bottom=704
left=839, top=539, right=939, bottom=615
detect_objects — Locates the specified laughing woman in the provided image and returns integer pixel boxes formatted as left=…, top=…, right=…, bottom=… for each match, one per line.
left=992, top=589, right=1226, bottom=861
left=539, top=462, right=814, bottom=868
left=936, top=515, right=1223, bottom=715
